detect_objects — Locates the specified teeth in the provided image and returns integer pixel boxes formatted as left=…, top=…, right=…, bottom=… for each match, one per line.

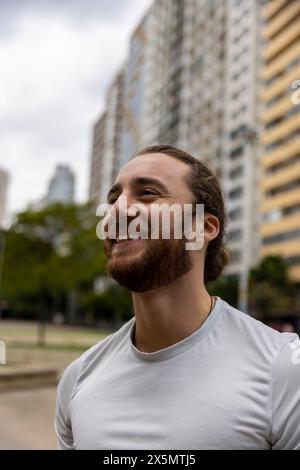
left=115, top=237, right=138, bottom=243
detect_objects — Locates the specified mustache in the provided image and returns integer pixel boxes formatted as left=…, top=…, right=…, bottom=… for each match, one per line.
left=103, top=219, right=151, bottom=243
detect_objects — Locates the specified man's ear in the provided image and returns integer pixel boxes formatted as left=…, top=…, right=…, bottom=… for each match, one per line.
left=204, top=213, right=219, bottom=244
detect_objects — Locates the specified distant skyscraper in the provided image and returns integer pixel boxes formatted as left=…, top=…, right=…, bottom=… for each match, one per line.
left=0, top=168, right=9, bottom=228
left=46, top=164, right=75, bottom=205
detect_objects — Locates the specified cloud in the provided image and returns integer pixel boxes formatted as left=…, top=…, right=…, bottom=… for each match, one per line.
left=0, top=0, right=144, bottom=37
left=0, top=0, right=152, bottom=218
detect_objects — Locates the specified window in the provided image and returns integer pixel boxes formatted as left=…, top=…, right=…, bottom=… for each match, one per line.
left=263, top=229, right=300, bottom=245
left=230, top=166, right=243, bottom=179
left=229, top=186, right=243, bottom=200
left=228, top=207, right=243, bottom=221
left=227, top=228, right=243, bottom=241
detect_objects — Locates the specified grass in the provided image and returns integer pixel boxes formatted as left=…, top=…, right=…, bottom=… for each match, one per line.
left=0, top=320, right=112, bottom=373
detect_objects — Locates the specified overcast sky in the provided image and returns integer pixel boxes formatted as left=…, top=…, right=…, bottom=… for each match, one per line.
left=0, top=0, right=152, bottom=219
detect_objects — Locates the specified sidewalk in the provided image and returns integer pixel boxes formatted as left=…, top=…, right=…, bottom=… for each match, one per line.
left=0, top=386, right=57, bottom=450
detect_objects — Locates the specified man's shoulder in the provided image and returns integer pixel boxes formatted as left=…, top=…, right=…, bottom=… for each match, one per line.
left=219, top=298, right=298, bottom=357
left=57, top=317, right=134, bottom=399
left=80, top=316, right=134, bottom=363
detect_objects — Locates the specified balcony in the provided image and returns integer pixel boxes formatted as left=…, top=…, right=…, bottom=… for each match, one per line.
left=262, top=0, right=291, bottom=21
left=263, top=1, right=300, bottom=40
left=262, top=64, right=300, bottom=103
left=262, top=138, right=300, bottom=168
left=262, top=186, right=300, bottom=212
left=261, top=213, right=300, bottom=237
left=261, top=41, right=300, bottom=81
left=261, top=238, right=300, bottom=259
left=263, top=18, right=300, bottom=63
left=261, top=113, right=300, bottom=145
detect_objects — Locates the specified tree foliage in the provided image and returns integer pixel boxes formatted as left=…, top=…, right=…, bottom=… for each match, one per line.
left=1, top=202, right=111, bottom=321
left=248, top=255, right=295, bottom=319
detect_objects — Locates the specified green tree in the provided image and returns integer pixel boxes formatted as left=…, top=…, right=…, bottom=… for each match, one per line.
left=1, top=202, right=106, bottom=322
left=208, top=275, right=239, bottom=306
left=82, top=284, right=133, bottom=327
left=248, top=255, right=295, bottom=319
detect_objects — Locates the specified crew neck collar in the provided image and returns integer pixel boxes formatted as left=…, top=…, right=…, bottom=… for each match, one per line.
left=129, top=296, right=223, bottom=362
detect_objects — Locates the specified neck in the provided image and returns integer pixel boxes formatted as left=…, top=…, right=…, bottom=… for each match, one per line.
left=132, top=266, right=213, bottom=353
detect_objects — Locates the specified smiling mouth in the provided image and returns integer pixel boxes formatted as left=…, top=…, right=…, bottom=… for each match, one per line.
left=112, top=237, right=143, bottom=248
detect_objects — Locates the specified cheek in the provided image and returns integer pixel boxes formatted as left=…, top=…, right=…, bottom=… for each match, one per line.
left=103, top=239, right=112, bottom=254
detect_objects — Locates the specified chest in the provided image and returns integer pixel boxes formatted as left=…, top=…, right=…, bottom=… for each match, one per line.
left=70, top=361, right=270, bottom=450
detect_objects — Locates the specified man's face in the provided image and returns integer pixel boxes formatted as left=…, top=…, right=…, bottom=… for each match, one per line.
left=103, top=153, right=196, bottom=293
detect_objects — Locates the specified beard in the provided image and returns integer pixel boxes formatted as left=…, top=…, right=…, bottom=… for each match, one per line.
left=103, top=235, right=193, bottom=293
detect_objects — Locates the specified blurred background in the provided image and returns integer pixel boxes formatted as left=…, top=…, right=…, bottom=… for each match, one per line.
left=1, top=0, right=300, bottom=449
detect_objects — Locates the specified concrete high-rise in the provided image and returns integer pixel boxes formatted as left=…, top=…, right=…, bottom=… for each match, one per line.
left=89, top=69, right=125, bottom=208
left=222, top=0, right=264, bottom=310
left=119, top=13, right=150, bottom=168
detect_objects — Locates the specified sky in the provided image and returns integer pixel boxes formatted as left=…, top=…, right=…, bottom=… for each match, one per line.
left=0, top=0, right=153, bottom=219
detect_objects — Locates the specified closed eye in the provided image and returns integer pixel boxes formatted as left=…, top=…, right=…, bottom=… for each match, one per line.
left=108, top=189, right=160, bottom=204
left=138, top=189, right=160, bottom=198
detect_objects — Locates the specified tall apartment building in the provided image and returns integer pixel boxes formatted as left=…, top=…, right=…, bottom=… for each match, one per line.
left=260, top=0, right=300, bottom=287
left=89, top=69, right=125, bottom=208
left=179, top=0, right=227, bottom=177
left=119, top=14, right=150, bottom=168
left=0, top=168, right=9, bottom=228
left=142, top=0, right=186, bottom=146
left=134, top=0, right=227, bottom=177
left=222, top=0, right=263, bottom=310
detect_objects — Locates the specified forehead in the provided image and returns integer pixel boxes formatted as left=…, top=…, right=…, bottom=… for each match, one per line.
left=116, top=153, right=191, bottom=190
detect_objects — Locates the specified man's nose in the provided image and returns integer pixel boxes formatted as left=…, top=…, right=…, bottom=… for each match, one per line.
left=114, top=194, right=137, bottom=217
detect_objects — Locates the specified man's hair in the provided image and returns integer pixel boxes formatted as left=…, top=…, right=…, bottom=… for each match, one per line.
left=133, top=144, right=228, bottom=284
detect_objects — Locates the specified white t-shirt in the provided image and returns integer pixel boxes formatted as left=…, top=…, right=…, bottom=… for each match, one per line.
left=55, top=297, right=300, bottom=450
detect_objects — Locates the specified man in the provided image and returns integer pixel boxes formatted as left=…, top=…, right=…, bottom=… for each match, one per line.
left=55, top=145, right=300, bottom=450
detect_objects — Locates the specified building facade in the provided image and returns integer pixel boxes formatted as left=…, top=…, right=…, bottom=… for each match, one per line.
left=260, top=0, right=300, bottom=286
left=89, top=69, right=125, bottom=208
left=179, top=0, right=227, bottom=176
left=119, top=13, right=150, bottom=168
left=221, top=0, right=264, bottom=310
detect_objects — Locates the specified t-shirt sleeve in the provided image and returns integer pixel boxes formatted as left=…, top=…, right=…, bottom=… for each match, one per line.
left=54, top=358, right=81, bottom=450
left=270, top=336, right=300, bottom=450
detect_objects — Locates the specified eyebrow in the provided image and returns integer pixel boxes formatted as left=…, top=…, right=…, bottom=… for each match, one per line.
left=106, top=176, right=170, bottom=202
